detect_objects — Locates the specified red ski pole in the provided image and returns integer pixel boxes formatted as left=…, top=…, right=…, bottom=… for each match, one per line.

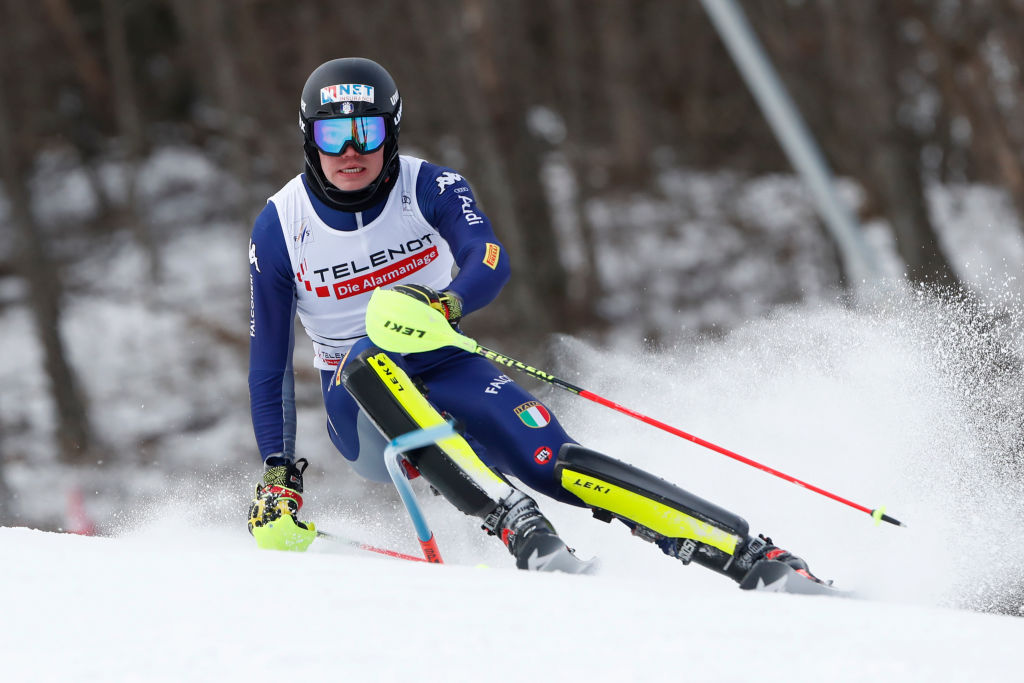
left=476, top=344, right=904, bottom=527
left=316, top=530, right=430, bottom=562
left=364, top=289, right=906, bottom=528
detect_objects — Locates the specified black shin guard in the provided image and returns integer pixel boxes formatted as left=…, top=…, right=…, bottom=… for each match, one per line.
left=555, top=444, right=757, bottom=579
left=340, top=347, right=510, bottom=517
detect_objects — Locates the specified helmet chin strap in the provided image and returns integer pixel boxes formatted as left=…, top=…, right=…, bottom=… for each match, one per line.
left=303, top=142, right=400, bottom=213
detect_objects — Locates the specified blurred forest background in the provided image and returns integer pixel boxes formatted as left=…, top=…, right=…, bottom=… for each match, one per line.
left=2, top=0, right=1024, bottom=532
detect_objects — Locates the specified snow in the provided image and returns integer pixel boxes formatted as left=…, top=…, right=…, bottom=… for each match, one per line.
left=3, top=147, right=1024, bottom=679
left=5, top=273, right=1024, bottom=679
left=3, top=524, right=1023, bottom=682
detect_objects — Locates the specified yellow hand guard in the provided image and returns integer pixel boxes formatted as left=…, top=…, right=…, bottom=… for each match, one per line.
left=250, top=503, right=317, bottom=551
left=248, top=458, right=317, bottom=552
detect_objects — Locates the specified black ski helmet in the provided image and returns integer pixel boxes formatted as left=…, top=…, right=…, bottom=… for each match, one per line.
left=299, top=57, right=402, bottom=212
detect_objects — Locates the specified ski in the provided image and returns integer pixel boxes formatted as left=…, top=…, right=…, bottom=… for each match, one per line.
left=523, top=543, right=601, bottom=575
left=738, top=559, right=855, bottom=597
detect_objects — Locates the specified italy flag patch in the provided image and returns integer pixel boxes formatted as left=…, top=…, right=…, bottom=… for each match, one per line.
left=515, top=401, right=551, bottom=428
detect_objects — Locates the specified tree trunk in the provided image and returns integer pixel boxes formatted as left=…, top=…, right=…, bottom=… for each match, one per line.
left=839, top=1, right=962, bottom=286
left=0, top=442, right=11, bottom=524
left=169, top=0, right=251, bottom=220
left=101, top=0, right=162, bottom=284
left=551, top=0, right=605, bottom=323
left=598, top=0, right=647, bottom=186
left=915, top=7, right=1024, bottom=235
left=406, top=0, right=554, bottom=340
left=490, top=0, right=574, bottom=330
left=0, top=64, right=94, bottom=464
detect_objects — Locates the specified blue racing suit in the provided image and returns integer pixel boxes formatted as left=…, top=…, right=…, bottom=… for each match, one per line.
left=248, top=158, right=580, bottom=505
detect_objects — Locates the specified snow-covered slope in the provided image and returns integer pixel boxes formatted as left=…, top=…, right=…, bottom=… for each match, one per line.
left=3, top=524, right=1022, bottom=682
left=3, top=156, right=1024, bottom=679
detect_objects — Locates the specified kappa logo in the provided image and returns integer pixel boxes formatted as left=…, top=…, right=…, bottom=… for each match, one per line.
left=435, top=171, right=463, bottom=194
left=320, top=83, right=375, bottom=105
left=248, top=240, right=261, bottom=273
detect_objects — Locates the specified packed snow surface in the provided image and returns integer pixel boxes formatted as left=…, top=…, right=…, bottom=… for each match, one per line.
left=3, top=523, right=1022, bottom=682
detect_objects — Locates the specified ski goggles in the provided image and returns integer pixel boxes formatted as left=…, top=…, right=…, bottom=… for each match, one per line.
left=312, top=116, right=388, bottom=155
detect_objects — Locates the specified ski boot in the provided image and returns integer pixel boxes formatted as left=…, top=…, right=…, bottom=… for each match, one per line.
left=732, top=534, right=824, bottom=582
left=483, top=491, right=597, bottom=574
left=729, top=534, right=834, bottom=592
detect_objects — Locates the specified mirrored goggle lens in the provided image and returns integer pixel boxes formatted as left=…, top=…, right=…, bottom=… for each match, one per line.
left=312, top=116, right=387, bottom=155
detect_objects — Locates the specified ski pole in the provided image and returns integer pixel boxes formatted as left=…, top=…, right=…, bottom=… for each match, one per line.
left=364, top=288, right=905, bottom=528
left=315, top=530, right=430, bottom=563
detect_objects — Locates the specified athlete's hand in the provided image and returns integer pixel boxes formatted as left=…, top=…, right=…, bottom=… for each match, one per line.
left=392, top=284, right=463, bottom=324
left=247, top=457, right=316, bottom=551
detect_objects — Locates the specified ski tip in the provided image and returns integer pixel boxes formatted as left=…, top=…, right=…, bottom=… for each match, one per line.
left=738, top=560, right=853, bottom=597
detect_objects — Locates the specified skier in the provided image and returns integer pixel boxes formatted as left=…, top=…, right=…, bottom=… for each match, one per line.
left=247, top=57, right=826, bottom=587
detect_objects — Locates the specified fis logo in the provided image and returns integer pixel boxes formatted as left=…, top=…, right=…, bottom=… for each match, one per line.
left=533, top=446, right=553, bottom=465
left=320, top=83, right=375, bottom=105
left=292, top=221, right=313, bottom=246
left=435, top=171, right=463, bottom=194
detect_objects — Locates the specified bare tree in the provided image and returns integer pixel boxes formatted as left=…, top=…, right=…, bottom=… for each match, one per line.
left=758, top=0, right=962, bottom=286
left=402, top=0, right=559, bottom=340
left=168, top=0, right=251, bottom=219
left=0, top=1, right=94, bottom=463
left=101, top=0, right=162, bottom=283
left=913, top=2, right=1024, bottom=233
left=848, top=2, right=961, bottom=286
left=598, top=0, right=648, bottom=186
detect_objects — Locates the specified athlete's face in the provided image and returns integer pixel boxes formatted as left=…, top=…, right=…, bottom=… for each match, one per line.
left=319, top=146, right=385, bottom=192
